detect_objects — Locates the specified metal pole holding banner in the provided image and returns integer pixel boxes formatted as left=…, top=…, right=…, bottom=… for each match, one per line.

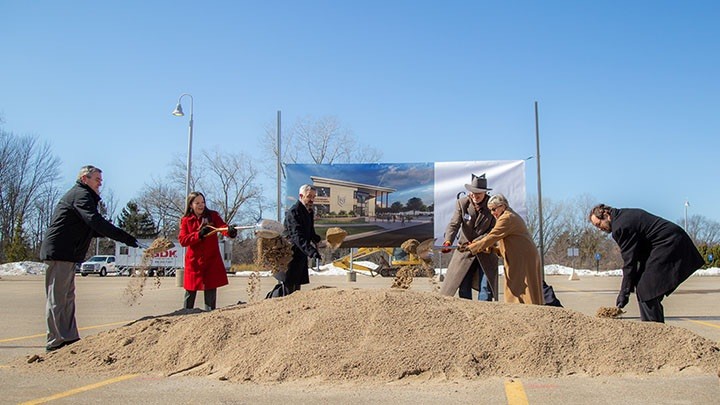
left=277, top=110, right=282, bottom=222
left=347, top=248, right=356, bottom=282
left=534, top=101, right=545, bottom=283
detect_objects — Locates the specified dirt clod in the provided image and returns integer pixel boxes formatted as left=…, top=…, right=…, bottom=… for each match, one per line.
left=596, top=306, right=625, bottom=318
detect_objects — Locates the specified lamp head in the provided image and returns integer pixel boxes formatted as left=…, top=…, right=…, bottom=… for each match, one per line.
left=172, top=103, right=184, bottom=117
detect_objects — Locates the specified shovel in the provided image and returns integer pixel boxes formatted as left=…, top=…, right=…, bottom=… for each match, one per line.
left=204, top=219, right=284, bottom=239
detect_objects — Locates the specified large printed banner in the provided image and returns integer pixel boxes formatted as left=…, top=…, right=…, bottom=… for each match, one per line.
left=286, top=161, right=525, bottom=248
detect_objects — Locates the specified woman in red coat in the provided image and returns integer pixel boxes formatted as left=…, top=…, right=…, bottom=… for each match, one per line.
left=179, top=191, right=237, bottom=310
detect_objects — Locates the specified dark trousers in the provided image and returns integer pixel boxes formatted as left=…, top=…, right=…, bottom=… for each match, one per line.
left=286, top=284, right=302, bottom=294
left=638, top=295, right=665, bottom=323
left=458, top=266, right=493, bottom=301
left=184, top=289, right=217, bottom=311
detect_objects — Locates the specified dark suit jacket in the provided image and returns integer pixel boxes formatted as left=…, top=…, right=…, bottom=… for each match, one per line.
left=283, top=201, right=321, bottom=285
left=610, top=208, right=704, bottom=301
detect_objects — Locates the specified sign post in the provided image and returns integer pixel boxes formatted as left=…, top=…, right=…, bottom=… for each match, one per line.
left=594, top=253, right=601, bottom=273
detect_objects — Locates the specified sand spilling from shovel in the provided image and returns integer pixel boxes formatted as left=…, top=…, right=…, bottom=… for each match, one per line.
left=24, top=288, right=720, bottom=382
left=325, top=227, right=347, bottom=249
left=400, top=239, right=419, bottom=254
left=122, top=237, right=174, bottom=306
left=256, top=236, right=293, bottom=275
left=246, top=271, right=262, bottom=303
left=144, top=237, right=175, bottom=256
left=415, top=238, right=435, bottom=262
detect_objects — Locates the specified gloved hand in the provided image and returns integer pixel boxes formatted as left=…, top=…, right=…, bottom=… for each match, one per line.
left=616, top=290, right=630, bottom=309
left=227, top=225, right=238, bottom=238
left=441, top=240, right=452, bottom=254
left=199, top=226, right=213, bottom=239
left=466, top=241, right=480, bottom=255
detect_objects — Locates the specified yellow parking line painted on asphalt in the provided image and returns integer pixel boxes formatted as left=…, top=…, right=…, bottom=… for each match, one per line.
left=683, top=318, right=720, bottom=329
left=504, top=379, right=529, bottom=405
left=0, top=321, right=131, bottom=343
left=19, top=374, right=139, bottom=405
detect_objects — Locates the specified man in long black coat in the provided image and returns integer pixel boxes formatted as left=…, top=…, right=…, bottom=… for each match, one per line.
left=283, top=184, right=322, bottom=294
left=40, top=165, right=140, bottom=351
left=589, top=204, right=704, bottom=322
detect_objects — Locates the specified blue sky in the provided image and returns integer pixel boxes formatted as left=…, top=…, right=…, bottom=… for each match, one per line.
left=2, top=1, right=719, bottom=224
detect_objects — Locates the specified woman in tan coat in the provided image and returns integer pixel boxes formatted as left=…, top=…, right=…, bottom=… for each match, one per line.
left=465, top=194, right=544, bottom=304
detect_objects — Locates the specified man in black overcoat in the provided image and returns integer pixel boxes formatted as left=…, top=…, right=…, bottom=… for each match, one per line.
left=40, top=165, right=140, bottom=351
left=589, top=204, right=704, bottom=322
left=282, top=184, right=322, bottom=293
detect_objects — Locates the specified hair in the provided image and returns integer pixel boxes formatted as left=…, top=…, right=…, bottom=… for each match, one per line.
left=487, top=193, right=509, bottom=209
left=77, top=165, right=102, bottom=180
left=184, top=191, right=207, bottom=217
left=589, top=204, right=613, bottom=221
left=299, top=184, right=316, bottom=195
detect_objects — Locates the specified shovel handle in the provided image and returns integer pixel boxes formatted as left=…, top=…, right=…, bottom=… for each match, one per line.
left=204, top=225, right=228, bottom=236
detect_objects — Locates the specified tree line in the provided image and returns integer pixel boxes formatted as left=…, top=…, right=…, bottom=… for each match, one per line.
left=1, top=116, right=719, bottom=268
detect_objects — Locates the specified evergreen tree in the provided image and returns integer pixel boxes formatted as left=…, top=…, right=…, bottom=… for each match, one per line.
left=117, top=201, right=158, bottom=239
left=5, top=213, right=31, bottom=262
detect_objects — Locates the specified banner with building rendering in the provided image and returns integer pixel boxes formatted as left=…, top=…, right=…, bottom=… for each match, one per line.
left=285, top=161, right=525, bottom=248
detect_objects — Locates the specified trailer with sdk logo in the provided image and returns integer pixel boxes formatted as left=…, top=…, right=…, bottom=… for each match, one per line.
left=114, top=239, right=232, bottom=276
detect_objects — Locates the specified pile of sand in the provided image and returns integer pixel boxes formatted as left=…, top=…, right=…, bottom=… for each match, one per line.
left=23, top=288, right=719, bottom=382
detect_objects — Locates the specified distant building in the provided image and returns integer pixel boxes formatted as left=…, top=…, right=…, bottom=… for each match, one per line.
left=310, top=176, right=396, bottom=217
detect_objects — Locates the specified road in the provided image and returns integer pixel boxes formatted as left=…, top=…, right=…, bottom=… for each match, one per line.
left=1, top=273, right=718, bottom=404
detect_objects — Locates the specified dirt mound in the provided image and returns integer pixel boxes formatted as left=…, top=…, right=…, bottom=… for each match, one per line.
left=21, top=289, right=719, bottom=382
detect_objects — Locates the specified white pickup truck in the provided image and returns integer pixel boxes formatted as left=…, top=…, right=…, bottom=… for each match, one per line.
left=79, top=255, right=116, bottom=277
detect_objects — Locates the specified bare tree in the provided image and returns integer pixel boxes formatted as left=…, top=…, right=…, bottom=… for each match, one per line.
left=137, top=148, right=262, bottom=238
left=681, top=214, right=720, bottom=245
left=259, top=114, right=382, bottom=179
left=197, top=148, right=261, bottom=225
left=0, top=132, right=60, bottom=259
left=526, top=195, right=566, bottom=258
left=100, top=188, right=119, bottom=223
left=28, top=183, right=62, bottom=256
left=137, top=176, right=184, bottom=237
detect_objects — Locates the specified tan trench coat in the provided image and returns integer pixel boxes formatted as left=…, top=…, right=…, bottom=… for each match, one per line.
left=469, top=207, right=544, bottom=305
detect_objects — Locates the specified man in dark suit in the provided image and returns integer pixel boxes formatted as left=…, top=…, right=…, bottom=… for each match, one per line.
left=589, top=204, right=704, bottom=322
left=283, top=184, right=322, bottom=294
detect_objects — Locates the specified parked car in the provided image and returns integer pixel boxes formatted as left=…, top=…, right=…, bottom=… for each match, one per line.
left=80, top=255, right=116, bottom=277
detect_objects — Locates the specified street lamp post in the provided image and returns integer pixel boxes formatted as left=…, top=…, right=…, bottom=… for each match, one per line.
left=172, top=93, right=193, bottom=288
left=172, top=93, right=194, bottom=202
left=684, top=199, right=690, bottom=230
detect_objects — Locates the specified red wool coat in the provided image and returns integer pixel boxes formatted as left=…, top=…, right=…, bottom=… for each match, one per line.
left=178, top=210, right=229, bottom=291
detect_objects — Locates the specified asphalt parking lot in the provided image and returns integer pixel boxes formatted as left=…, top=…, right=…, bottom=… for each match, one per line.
left=1, top=273, right=719, bottom=404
